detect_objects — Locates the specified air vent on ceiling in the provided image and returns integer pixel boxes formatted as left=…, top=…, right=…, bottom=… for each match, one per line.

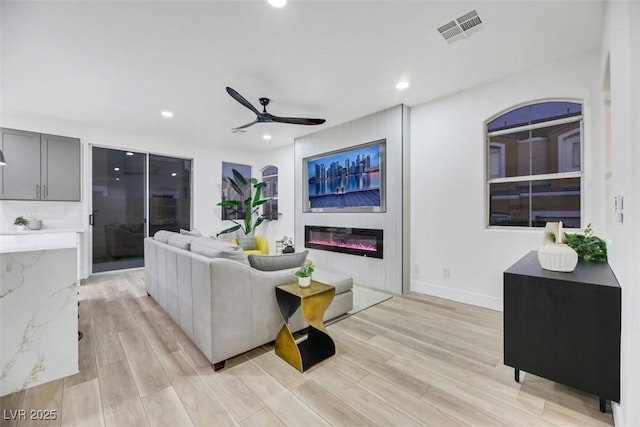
left=438, top=9, right=484, bottom=44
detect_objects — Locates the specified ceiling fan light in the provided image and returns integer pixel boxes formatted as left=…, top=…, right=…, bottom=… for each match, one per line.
left=396, top=81, right=410, bottom=90
left=267, top=0, right=287, bottom=8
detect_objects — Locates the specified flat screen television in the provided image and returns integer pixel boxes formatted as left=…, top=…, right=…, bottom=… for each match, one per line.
left=303, top=139, right=386, bottom=213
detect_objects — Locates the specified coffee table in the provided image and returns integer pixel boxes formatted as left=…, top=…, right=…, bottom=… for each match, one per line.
left=274, top=281, right=335, bottom=372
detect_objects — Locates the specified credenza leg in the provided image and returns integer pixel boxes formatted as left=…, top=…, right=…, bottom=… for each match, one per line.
left=600, top=397, right=606, bottom=413
left=213, top=360, right=226, bottom=371
left=514, top=368, right=520, bottom=383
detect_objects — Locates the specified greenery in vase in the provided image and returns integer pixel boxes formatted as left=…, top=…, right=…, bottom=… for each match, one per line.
left=294, top=264, right=314, bottom=278
left=563, top=223, right=607, bottom=262
left=217, top=169, right=268, bottom=236
left=14, top=216, right=28, bottom=226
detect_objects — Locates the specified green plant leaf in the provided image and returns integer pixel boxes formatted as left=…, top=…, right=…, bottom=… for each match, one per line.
left=232, top=169, right=248, bottom=186
left=253, top=185, right=262, bottom=206
left=227, top=177, right=244, bottom=197
left=564, top=225, right=607, bottom=262
left=217, top=200, right=240, bottom=207
left=254, top=215, right=266, bottom=229
left=217, top=224, right=241, bottom=235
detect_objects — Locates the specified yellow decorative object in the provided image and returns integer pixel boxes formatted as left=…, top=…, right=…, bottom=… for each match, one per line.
left=232, top=235, right=269, bottom=255
left=274, top=281, right=335, bottom=372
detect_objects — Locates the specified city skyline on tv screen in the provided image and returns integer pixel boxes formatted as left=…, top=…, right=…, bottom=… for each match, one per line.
left=306, top=141, right=383, bottom=210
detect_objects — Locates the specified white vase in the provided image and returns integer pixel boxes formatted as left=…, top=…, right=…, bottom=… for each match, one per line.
left=27, top=219, right=42, bottom=230
left=15, top=225, right=26, bottom=231
left=298, top=276, right=311, bottom=288
left=538, top=243, right=578, bottom=272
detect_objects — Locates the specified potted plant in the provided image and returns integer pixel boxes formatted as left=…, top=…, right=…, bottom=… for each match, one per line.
left=563, top=223, right=607, bottom=262
left=14, top=216, right=29, bottom=231
left=294, top=264, right=314, bottom=288
left=217, top=169, right=268, bottom=237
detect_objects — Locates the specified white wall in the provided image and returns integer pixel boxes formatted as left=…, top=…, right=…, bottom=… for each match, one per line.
left=0, top=112, right=293, bottom=277
left=599, top=2, right=640, bottom=425
left=409, top=51, right=599, bottom=311
left=251, top=143, right=295, bottom=254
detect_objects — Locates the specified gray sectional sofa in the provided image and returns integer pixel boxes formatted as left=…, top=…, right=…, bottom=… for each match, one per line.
left=144, top=231, right=353, bottom=370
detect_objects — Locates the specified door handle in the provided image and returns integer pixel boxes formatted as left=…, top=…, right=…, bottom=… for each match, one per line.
left=89, top=214, right=95, bottom=226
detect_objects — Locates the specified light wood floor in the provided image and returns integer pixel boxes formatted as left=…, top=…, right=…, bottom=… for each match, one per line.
left=1, top=270, right=614, bottom=427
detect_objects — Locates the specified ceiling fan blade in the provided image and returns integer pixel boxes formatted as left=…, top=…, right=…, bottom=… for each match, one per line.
left=272, top=116, right=326, bottom=126
left=226, top=87, right=261, bottom=115
left=231, top=118, right=259, bottom=132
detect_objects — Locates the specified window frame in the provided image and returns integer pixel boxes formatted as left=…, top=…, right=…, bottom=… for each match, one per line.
left=261, top=165, right=279, bottom=221
left=485, top=100, right=584, bottom=229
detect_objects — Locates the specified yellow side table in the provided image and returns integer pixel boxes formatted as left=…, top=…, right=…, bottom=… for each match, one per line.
left=274, top=281, right=335, bottom=372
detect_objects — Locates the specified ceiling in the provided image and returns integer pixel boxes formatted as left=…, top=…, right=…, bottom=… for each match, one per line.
left=0, top=0, right=605, bottom=151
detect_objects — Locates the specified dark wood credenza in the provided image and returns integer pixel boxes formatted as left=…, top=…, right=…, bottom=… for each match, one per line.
left=503, top=251, right=621, bottom=412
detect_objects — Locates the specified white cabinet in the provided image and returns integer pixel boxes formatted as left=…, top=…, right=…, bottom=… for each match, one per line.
left=0, top=128, right=81, bottom=201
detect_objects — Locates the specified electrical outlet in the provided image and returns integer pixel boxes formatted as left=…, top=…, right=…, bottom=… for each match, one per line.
left=443, top=268, right=450, bottom=278
left=614, top=195, right=624, bottom=223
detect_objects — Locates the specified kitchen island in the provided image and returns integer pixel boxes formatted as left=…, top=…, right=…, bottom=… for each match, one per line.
left=0, top=229, right=82, bottom=396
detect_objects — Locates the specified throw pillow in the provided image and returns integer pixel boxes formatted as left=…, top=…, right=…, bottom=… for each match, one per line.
left=236, top=232, right=257, bottom=251
left=154, top=230, right=179, bottom=244
left=180, top=228, right=202, bottom=237
left=167, top=234, right=196, bottom=250
left=248, top=250, right=309, bottom=271
left=190, top=236, right=248, bottom=264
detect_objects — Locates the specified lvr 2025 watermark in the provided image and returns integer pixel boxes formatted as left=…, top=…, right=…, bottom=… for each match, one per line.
left=3, top=409, right=58, bottom=421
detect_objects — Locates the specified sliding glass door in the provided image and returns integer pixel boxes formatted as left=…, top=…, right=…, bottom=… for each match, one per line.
left=149, top=154, right=192, bottom=235
left=92, top=148, right=146, bottom=273
left=91, top=147, right=192, bottom=273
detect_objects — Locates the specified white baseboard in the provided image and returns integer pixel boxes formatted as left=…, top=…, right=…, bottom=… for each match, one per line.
left=410, top=280, right=503, bottom=312
left=612, top=401, right=622, bottom=426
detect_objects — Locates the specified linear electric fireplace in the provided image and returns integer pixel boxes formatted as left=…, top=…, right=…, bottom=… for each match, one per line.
left=305, top=226, right=383, bottom=259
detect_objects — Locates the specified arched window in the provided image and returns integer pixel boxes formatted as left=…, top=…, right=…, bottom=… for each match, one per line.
left=261, top=165, right=279, bottom=220
left=486, top=101, right=583, bottom=228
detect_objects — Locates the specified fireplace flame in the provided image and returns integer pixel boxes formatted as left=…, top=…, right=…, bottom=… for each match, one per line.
left=307, top=239, right=377, bottom=252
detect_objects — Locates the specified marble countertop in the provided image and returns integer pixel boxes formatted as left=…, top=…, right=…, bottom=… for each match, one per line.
left=0, top=228, right=84, bottom=236
left=0, top=229, right=84, bottom=253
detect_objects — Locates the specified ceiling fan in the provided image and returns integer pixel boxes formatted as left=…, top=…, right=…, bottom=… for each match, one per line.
left=226, top=86, right=326, bottom=132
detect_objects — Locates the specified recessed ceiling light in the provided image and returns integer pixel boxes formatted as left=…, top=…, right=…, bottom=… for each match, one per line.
left=171, top=172, right=177, bottom=177
left=115, top=177, right=120, bottom=181
left=396, top=81, right=410, bottom=90
left=263, top=134, right=272, bottom=140
left=126, top=152, right=134, bottom=156
left=114, top=167, right=120, bottom=171
left=161, top=111, right=174, bottom=118
left=267, top=0, right=287, bottom=7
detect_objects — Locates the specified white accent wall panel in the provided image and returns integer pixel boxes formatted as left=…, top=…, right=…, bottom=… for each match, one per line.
left=294, top=105, right=410, bottom=294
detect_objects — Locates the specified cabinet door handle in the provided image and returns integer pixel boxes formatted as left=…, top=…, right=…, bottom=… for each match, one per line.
left=36, top=184, right=40, bottom=199
left=89, top=214, right=95, bottom=226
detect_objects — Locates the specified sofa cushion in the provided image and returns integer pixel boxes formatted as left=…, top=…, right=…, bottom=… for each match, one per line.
left=236, top=232, right=256, bottom=250
left=248, top=250, right=309, bottom=272
left=190, top=237, right=247, bottom=264
left=312, top=268, right=353, bottom=294
left=168, top=234, right=196, bottom=250
left=180, top=228, right=202, bottom=237
left=154, top=230, right=179, bottom=244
